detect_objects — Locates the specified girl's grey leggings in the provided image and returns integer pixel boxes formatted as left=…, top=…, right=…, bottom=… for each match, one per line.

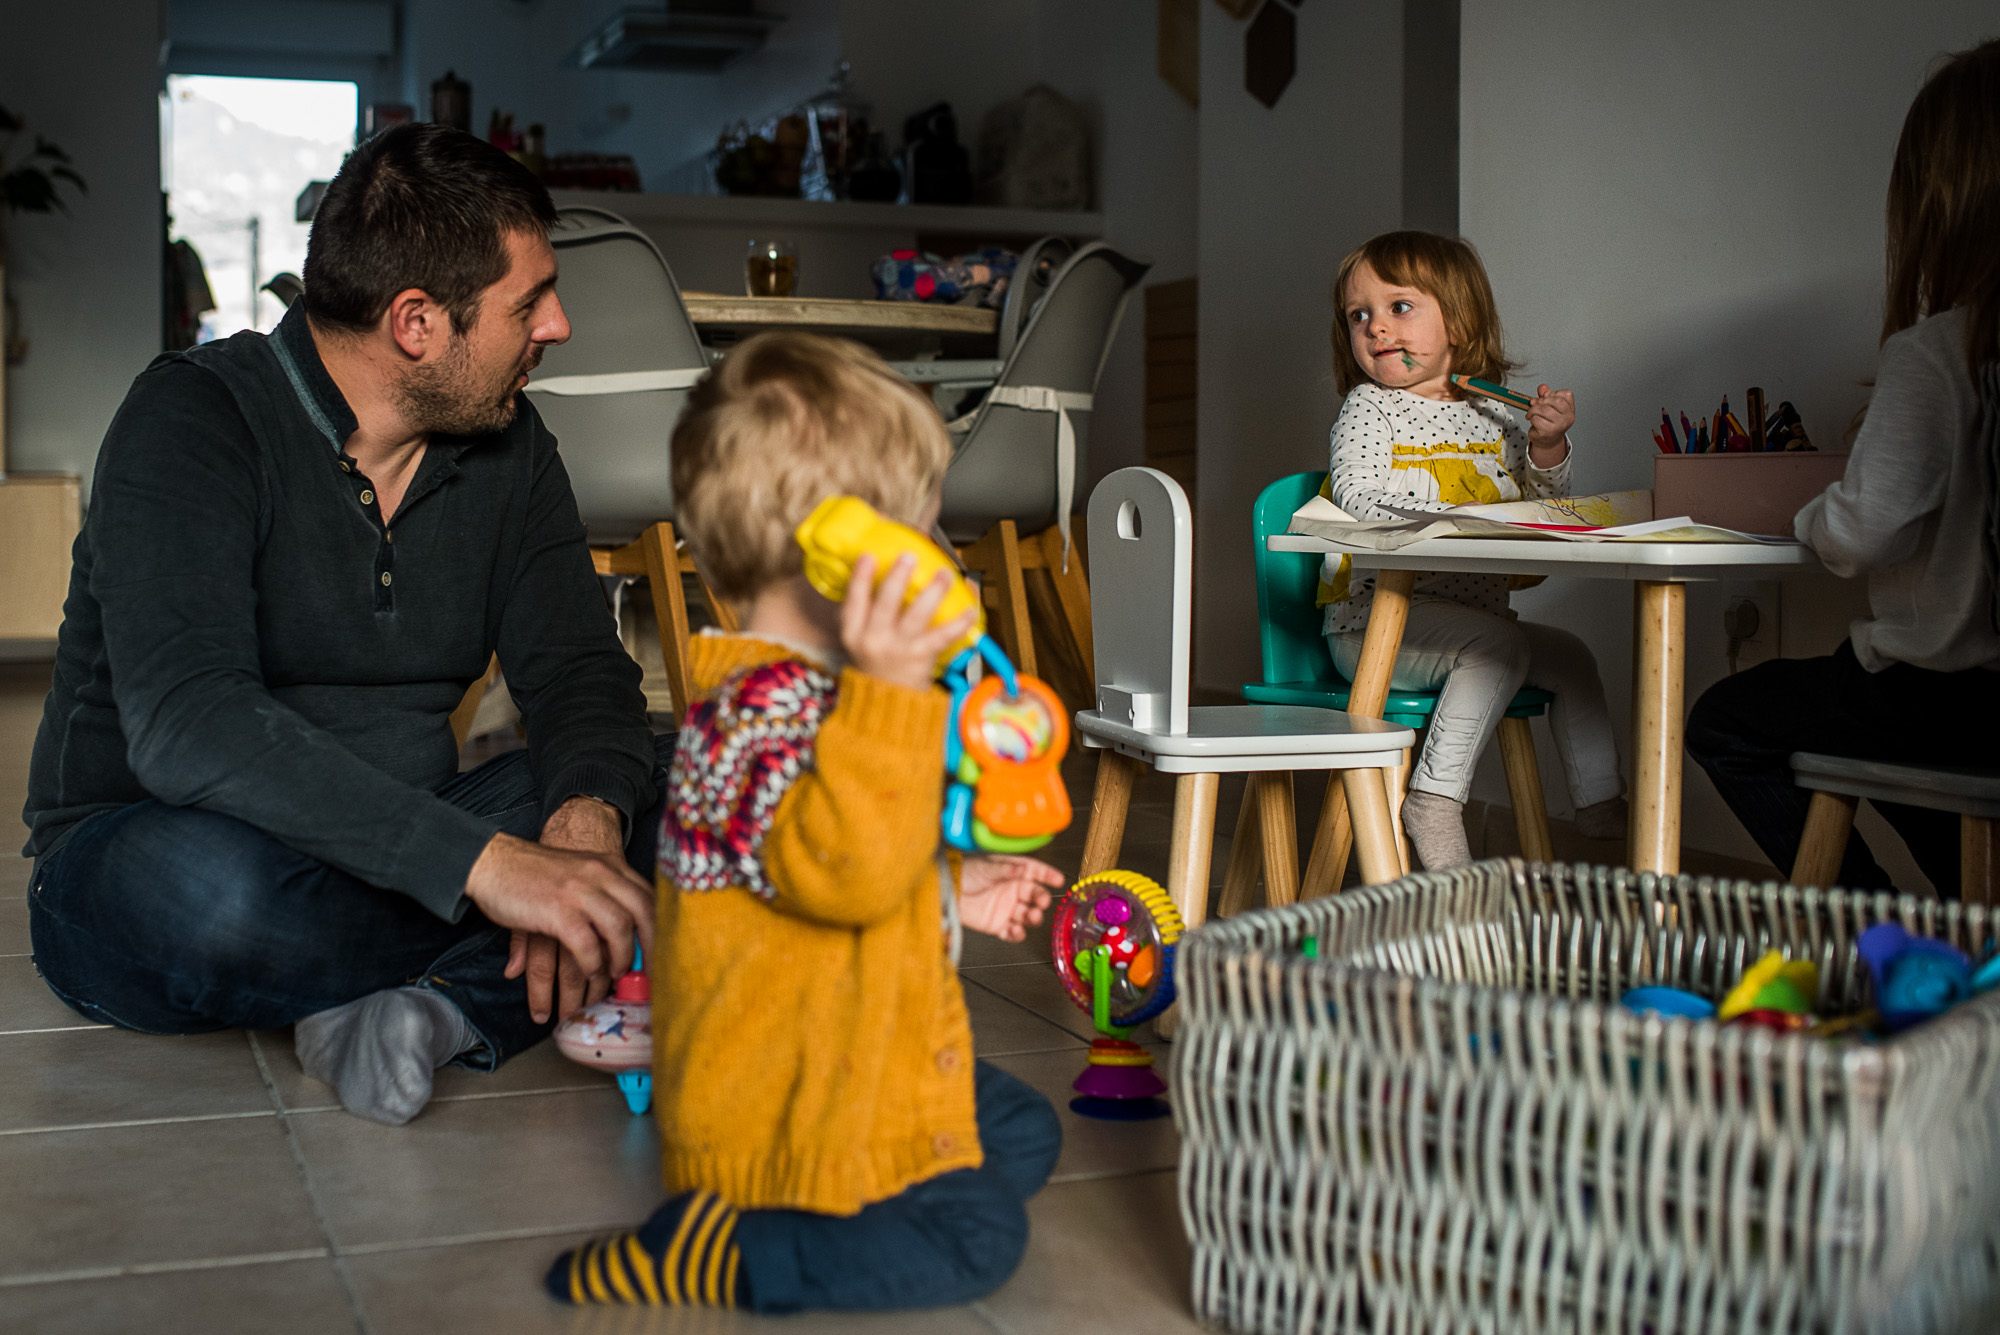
left=1329, top=598, right=1624, bottom=808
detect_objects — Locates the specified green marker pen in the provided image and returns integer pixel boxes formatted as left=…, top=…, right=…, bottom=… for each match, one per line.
left=1449, top=374, right=1534, bottom=411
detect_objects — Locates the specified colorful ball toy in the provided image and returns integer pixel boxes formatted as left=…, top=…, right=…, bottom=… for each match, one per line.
left=1050, top=871, right=1185, bottom=1120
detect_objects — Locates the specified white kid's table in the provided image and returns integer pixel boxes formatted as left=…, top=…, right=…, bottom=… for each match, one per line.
left=1265, top=534, right=1822, bottom=875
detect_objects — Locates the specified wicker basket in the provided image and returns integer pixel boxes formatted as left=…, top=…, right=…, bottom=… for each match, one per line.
left=1172, top=859, right=2000, bottom=1335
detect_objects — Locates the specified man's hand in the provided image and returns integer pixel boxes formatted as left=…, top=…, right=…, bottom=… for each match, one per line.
left=466, top=830, right=653, bottom=1025
left=958, top=854, right=1063, bottom=942
left=499, top=797, right=637, bottom=1023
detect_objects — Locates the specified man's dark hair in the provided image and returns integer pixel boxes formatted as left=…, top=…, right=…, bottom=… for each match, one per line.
left=303, top=122, right=557, bottom=336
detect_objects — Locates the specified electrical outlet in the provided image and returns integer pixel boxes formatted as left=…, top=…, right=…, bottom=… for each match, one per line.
left=1722, top=580, right=1781, bottom=672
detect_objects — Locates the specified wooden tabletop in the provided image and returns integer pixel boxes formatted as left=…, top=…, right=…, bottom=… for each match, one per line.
left=682, top=294, right=998, bottom=336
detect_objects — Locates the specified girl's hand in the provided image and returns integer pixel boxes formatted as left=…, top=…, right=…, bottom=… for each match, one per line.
left=958, top=854, right=1063, bottom=942
left=1527, top=384, right=1575, bottom=464
left=839, top=552, right=977, bottom=691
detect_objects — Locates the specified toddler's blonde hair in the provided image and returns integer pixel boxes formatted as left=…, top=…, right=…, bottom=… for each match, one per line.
left=670, top=331, right=953, bottom=604
left=1331, top=231, right=1516, bottom=397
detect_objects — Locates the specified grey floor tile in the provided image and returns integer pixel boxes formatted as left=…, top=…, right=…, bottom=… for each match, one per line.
left=958, top=919, right=1051, bottom=968
left=962, top=975, right=1084, bottom=1059
left=0, top=1028, right=270, bottom=1133
left=290, top=1089, right=664, bottom=1249
left=0, top=858, right=30, bottom=900
left=0, top=954, right=102, bottom=1036
left=255, top=1030, right=610, bottom=1113
left=0, top=895, right=27, bottom=953
left=983, top=1048, right=1180, bottom=1184
left=348, top=1232, right=998, bottom=1335
left=963, top=960, right=1173, bottom=1047
left=962, top=962, right=1094, bottom=1043
left=983, top=1169, right=1200, bottom=1334
left=0, top=1116, right=326, bottom=1280
left=0, top=1257, right=356, bottom=1335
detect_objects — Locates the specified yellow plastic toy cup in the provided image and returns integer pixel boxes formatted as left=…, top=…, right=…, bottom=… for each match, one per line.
left=794, top=496, right=985, bottom=668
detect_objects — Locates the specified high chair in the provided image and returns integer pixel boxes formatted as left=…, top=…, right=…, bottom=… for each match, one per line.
left=1073, top=468, right=1415, bottom=960
left=1246, top=472, right=1559, bottom=890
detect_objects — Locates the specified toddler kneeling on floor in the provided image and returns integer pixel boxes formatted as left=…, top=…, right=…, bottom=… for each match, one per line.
left=547, top=330, right=1066, bottom=1312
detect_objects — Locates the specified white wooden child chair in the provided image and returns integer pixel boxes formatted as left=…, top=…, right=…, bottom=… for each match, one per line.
left=1073, top=468, right=1415, bottom=941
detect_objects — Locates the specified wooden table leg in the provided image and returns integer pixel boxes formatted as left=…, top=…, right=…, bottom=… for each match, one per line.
left=1165, top=773, right=1222, bottom=932
left=1497, top=716, right=1555, bottom=863
left=1301, top=567, right=1418, bottom=890
left=1629, top=581, right=1687, bottom=874
left=1215, top=780, right=1265, bottom=919
left=1256, top=771, right=1300, bottom=907
left=1342, top=765, right=1404, bottom=886
left=1300, top=776, right=1353, bottom=899
left=1158, top=771, right=1221, bottom=1038
left=1963, top=815, right=1998, bottom=908
left=1792, top=790, right=1857, bottom=889
left=1079, top=751, right=1141, bottom=877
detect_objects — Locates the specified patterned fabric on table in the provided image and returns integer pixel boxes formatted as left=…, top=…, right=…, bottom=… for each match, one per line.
left=659, top=659, right=839, bottom=901
left=871, top=247, right=1017, bottom=307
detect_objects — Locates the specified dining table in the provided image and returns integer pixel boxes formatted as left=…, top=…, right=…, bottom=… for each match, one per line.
left=1263, top=532, right=1823, bottom=879
left=682, top=293, right=1007, bottom=402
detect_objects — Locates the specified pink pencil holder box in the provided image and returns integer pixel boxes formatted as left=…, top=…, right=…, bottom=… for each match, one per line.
left=1653, top=452, right=1849, bottom=538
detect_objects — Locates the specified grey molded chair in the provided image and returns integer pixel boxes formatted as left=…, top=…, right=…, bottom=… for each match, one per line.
left=941, top=240, right=1151, bottom=688
left=527, top=207, right=733, bottom=722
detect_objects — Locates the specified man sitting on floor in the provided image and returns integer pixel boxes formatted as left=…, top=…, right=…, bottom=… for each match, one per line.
left=22, top=122, right=664, bottom=1125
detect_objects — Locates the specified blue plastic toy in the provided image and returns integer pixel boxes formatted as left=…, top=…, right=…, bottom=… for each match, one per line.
left=1858, top=923, right=1972, bottom=1032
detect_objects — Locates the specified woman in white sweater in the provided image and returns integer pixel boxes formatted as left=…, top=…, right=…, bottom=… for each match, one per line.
left=1687, top=38, right=2000, bottom=894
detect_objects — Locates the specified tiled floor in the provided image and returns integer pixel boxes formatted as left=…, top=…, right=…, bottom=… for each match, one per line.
left=0, top=662, right=1773, bottom=1333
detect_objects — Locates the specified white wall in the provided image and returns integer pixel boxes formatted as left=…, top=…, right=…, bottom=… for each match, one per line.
left=1458, top=0, right=1996, bottom=873
left=1195, top=0, right=1406, bottom=685
left=842, top=0, right=1199, bottom=486
left=1, top=0, right=165, bottom=488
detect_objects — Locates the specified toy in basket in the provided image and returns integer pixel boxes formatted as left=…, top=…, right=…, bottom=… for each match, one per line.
left=1050, top=870, right=1183, bottom=1120
left=553, top=946, right=653, bottom=1114
left=794, top=495, right=1071, bottom=853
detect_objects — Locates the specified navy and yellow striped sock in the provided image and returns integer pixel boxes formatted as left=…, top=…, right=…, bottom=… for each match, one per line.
left=545, top=1190, right=745, bottom=1307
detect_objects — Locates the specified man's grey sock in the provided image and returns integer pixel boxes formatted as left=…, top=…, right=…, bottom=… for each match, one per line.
left=1573, top=796, right=1629, bottom=842
left=1402, top=790, right=1472, bottom=870
left=295, top=987, right=478, bottom=1126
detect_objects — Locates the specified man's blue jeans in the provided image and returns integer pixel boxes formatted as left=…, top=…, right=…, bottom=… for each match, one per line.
left=27, top=735, right=673, bottom=1068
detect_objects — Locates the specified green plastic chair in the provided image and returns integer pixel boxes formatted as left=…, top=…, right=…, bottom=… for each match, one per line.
left=1245, top=471, right=1556, bottom=860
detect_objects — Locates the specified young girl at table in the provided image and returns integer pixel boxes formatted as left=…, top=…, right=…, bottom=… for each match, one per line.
left=1320, top=230, right=1625, bottom=869
left=1688, top=39, right=2000, bottom=894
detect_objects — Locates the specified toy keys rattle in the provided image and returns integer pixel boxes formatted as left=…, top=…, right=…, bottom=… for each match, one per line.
left=794, top=495, right=1072, bottom=853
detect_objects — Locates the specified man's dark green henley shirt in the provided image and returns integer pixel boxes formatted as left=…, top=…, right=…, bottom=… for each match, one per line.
left=23, top=302, right=657, bottom=920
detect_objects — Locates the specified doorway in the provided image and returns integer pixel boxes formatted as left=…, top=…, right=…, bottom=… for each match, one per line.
left=162, top=75, right=358, bottom=342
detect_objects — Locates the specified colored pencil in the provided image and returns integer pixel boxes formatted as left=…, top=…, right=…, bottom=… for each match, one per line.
left=1448, top=374, right=1535, bottom=411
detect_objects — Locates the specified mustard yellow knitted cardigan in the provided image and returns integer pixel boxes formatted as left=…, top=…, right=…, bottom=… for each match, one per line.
left=650, top=634, right=981, bottom=1216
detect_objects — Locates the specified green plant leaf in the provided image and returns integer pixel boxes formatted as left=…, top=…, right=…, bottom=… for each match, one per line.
left=31, top=135, right=73, bottom=164
left=52, top=164, right=87, bottom=193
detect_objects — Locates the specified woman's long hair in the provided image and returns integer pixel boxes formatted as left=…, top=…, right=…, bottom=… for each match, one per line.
left=1883, top=38, right=2000, bottom=368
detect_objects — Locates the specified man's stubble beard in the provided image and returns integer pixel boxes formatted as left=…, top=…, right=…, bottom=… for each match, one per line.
left=395, top=330, right=541, bottom=438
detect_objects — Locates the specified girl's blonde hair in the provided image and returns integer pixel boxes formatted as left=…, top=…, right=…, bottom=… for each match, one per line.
left=670, top=331, right=952, bottom=603
left=1330, top=231, right=1515, bottom=396
left=1883, top=38, right=2000, bottom=369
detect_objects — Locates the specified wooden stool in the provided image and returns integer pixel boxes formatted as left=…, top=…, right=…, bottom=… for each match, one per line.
left=1788, top=752, right=2000, bottom=904
left=1073, top=468, right=1414, bottom=967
